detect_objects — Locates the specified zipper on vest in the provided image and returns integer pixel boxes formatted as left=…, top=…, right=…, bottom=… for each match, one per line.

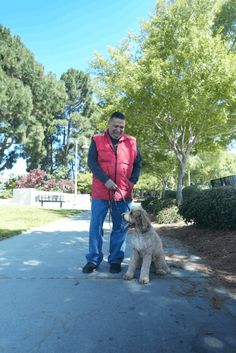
left=114, top=147, right=117, bottom=184
left=108, top=137, right=118, bottom=184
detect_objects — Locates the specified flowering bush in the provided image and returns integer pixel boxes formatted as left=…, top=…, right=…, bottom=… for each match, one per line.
left=40, top=179, right=61, bottom=192
left=16, top=169, right=75, bottom=193
left=58, top=179, right=74, bottom=193
left=16, top=169, right=47, bottom=188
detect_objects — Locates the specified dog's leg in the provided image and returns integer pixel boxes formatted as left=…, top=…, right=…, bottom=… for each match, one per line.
left=139, top=254, right=152, bottom=284
left=124, top=249, right=139, bottom=281
left=153, top=253, right=170, bottom=275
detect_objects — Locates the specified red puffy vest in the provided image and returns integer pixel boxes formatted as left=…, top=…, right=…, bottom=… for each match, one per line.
left=91, top=130, right=137, bottom=201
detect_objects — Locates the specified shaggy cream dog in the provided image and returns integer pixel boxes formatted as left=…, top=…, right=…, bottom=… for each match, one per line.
left=123, top=206, right=169, bottom=284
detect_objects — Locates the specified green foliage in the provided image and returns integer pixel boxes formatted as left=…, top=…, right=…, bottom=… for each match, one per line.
left=0, top=26, right=96, bottom=175
left=0, top=189, right=13, bottom=199
left=91, top=0, right=236, bottom=205
left=141, top=197, right=177, bottom=214
left=182, top=185, right=202, bottom=201
left=0, top=25, right=67, bottom=172
left=141, top=197, right=157, bottom=212
left=179, top=186, right=236, bottom=229
left=187, top=150, right=236, bottom=185
left=25, top=73, right=67, bottom=172
left=213, top=0, right=236, bottom=51
left=0, top=177, right=17, bottom=198
left=0, top=65, right=33, bottom=171
left=155, top=206, right=183, bottom=224
left=162, top=189, right=176, bottom=199
left=55, top=69, right=96, bottom=173
left=52, top=166, right=70, bottom=180
left=141, top=195, right=182, bottom=224
left=60, top=69, right=94, bottom=116
left=134, top=173, right=162, bottom=198
left=77, top=172, right=92, bottom=194
left=4, top=177, right=17, bottom=191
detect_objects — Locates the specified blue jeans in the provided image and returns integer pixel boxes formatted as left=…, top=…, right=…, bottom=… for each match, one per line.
left=86, top=198, right=132, bottom=266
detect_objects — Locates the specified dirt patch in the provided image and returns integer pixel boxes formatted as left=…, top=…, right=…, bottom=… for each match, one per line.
left=154, top=222, right=236, bottom=292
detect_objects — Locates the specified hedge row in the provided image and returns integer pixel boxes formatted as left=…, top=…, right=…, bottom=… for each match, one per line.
left=141, top=186, right=236, bottom=229
left=179, top=186, right=236, bottom=230
left=141, top=196, right=183, bottom=224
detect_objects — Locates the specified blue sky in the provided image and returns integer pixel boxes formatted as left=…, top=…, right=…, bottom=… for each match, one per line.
left=0, top=0, right=156, bottom=176
left=1, top=0, right=156, bottom=78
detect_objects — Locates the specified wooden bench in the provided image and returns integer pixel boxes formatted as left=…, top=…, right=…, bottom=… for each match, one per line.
left=36, top=195, right=65, bottom=208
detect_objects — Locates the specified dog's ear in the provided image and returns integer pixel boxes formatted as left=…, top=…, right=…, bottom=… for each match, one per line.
left=136, top=208, right=151, bottom=234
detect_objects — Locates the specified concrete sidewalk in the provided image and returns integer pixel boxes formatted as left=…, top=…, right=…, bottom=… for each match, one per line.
left=0, top=211, right=235, bottom=353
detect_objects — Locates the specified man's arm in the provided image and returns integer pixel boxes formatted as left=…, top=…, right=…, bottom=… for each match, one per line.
left=87, top=138, right=110, bottom=184
left=129, top=147, right=142, bottom=184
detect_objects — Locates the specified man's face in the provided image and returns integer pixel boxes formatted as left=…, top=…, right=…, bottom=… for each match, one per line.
left=108, top=118, right=125, bottom=139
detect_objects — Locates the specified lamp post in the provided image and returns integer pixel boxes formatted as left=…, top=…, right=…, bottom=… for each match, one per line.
left=74, top=142, right=78, bottom=198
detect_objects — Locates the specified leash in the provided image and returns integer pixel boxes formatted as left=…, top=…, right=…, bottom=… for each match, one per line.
left=107, top=187, right=131, bottom=228
left=115, top=187, right=131, bottom=211
left=108, top=190, right=113, bottom=228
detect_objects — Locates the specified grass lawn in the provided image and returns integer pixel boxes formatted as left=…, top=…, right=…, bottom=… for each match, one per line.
left=0, top=206, right=80, bottom=241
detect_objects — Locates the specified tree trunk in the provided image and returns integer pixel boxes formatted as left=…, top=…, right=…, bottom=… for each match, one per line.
left=172, top=135, right=195, bottom=205
left=188, top=169, right=191, bottom=186
left=162, top=180, right=168, bottom=198
left=176, top=164, right=185, bottom=205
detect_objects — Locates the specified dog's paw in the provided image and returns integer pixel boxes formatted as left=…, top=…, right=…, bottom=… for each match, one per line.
left=139, top=277, right=149, bottom=284
left=124, top=273, right=134, bottom=281
left=156, top=267, right=170, bottom=275
left=156, top=269, right=167, bottom=275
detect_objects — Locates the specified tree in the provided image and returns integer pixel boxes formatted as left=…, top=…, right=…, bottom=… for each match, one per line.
left=213, top=0, right=236, bottom=51
left=23, top=73, right=67, bottom=172
left=0, top=26, right=35, bottom=171
left=0, top=25, right=67, bottom=173
left=91, top=0, right=236, bottom=203
left=187, top=150, right=236, bottom=185
left=213, top=0, right=236, bottom=147
left=0, top=66, right=32, bottom=171
left=56, top=69, right=95, bottom=174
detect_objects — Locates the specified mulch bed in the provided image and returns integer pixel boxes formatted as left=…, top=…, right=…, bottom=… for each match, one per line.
left=154, top=222, right=236, bottom=292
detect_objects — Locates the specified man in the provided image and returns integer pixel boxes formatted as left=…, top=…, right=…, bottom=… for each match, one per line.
left=83, top=111, right=142, bottom=274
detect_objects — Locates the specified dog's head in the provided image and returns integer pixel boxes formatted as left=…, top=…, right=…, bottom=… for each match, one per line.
left=122, top=206, right=151, bottom=234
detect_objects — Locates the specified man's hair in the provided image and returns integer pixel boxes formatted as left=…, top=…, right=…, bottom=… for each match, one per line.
left=110, top=111, right=125, bottom=120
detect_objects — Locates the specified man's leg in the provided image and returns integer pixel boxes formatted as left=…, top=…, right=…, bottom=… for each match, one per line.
left=85, top=199, right=108, bottom=267
left=108, top=200, right=132, bottom=269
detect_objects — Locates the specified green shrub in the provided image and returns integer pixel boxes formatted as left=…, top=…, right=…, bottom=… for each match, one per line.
left=77, top=172, right=92, bottom=194
left=155, top=206, right=183, bottom=224
left=0, top=189, right=13, bottom=199
left=141, top=197, right=177, bottom=214
left=182, top=184, right=209, bottom=201
left=134, top=173, right=162, bottom=198
left=52, top=166, right=70, bottom=180
left=179, top=186, right=236, bottom=230
left=0, top=177, right=17, bottom=199
left=162, top=189, right=176, bottom=199
left=141, top=196, right=156, bottom=212
left=182, top=185, right=200, bottom=201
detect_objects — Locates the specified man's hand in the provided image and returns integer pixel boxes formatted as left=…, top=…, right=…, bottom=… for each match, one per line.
left=105, top=179, right=117, bottom=190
